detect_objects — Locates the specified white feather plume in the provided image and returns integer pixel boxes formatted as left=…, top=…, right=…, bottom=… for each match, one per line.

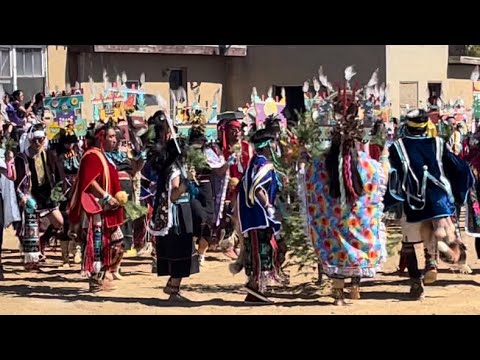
left=379, top=83, right=386, bottom=100
left=116, top=75, right=122, bottom=88
left=140, top=72, right=146, bottom=87
left=327, top=81, right=334, bottom=92
left=281, top=87, right=286, bottom=100
left=267, top=86, right=273, bottom=99
left=318, top=65, right=324, bottom=79
left=365, top=87, right=373, bottom=99
left=121, top=72, right=127, bottom=84
left=374, top=84, right=379, bottom=98
left=0, top=84, right=4, bottom=100
left=252, top=87, right=258, bottom=98
left=66, top=83, right=71, bottom=95
left=89, top=76, right=96, bottom=98
left=170, top=89, right=177, bottom=104
left=212, top=88, right=220, bottom=103
left=437, top=98, right=443, bottom=109
left=156, top=93, right=168, bottom=110
left=302, top=81, right=310, bottom=93
left=384, top=84, right=390, bottom=104
left=367, top=68, right=379, bottom=87
left=102, top=69, right=108, bottom=91
left=75, top=81, right=80, bottom=90
left=344, top=65, right=356, bottom=82
left=318, top=66, right=329, bottom=88
left=193, top=86, right=200, bottom=102
left=313, top=77, right=321, bottom=92
left=471, top=65, right=480, bottom=82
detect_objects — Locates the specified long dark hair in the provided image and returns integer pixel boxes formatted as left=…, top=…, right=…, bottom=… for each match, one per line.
left=148, top=110, right=170, bottom=145
left=143, top=110, right=174, bottom=174
left=156, top=137, right=186, bottom=196
left=325, top=101, right=365, bottom=204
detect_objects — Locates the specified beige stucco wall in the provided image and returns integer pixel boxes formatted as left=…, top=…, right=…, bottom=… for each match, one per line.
left=76, top=52, right=225, bottom=122
left=47, top=50, right=225, bottom=122
left=226, top=45, right=387, bottom=110
left=49, top=46, right=387, bottom=117
left=47, top=46, right=68, bottom=92
left=386, top=45, right=449, bottom=117
left=51, top=46, right=464, bottom=120
left=445, top=79, right=473, bottom=109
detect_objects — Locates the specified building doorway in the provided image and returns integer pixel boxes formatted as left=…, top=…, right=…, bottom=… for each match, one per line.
left=273, top=85, right=305, bottom=121
left=428, top=82, right=442, bottom=106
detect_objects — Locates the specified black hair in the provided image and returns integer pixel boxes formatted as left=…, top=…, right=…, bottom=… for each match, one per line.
left=155, top=137, right=187, bottom=197
left=250, top=128, right=276, bottom=145
left=405, top=109, right=429, bottom=136
left=325, top=100, right=364, bottom=204
left=188, top=125, right=206, bottom=145
left=34, top=92, right=44, bottom=104
left=147, top=110, right=170, bottom=146
left=12, top=90, right=23, bottom=101
left=56, top=129, right=78, bottom=155
left=264, top=115, right=281, bottom=135
left=370, top=119, right=385, bottom=136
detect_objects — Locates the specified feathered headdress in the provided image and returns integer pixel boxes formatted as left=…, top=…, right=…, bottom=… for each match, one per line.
left=315, top=65, right=376, bottom=206
left=327, top=65, right=365, bottom=143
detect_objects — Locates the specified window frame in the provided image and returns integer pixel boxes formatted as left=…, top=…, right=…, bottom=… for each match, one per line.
left=0, top=47, right=12, bottom=79
left=14, top=45, right=46, bottom=78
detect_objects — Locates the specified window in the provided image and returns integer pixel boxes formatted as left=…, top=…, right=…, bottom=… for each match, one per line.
left=0, top=48, right=10, bottom=78
left=0, top=82, right=13, bottom=94
left=17, top=78, right=45, bottom=100
left=16, top=48, right=43, bottom=77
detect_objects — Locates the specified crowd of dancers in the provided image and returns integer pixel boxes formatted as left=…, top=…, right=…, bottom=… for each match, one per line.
left=0, top=66, right=479, bottom=306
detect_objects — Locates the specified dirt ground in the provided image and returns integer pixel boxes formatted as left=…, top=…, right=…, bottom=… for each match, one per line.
left=0, top=226, right=479, bottom=315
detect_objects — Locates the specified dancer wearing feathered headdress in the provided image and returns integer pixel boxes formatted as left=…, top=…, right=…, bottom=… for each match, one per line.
left=304, top=66, right=390, bottom=305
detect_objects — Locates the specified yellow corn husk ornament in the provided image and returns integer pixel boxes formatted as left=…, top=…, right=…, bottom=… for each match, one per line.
left=229, top=177, right=240, bottom=188
left=115, top=191, right=129, bottom=206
